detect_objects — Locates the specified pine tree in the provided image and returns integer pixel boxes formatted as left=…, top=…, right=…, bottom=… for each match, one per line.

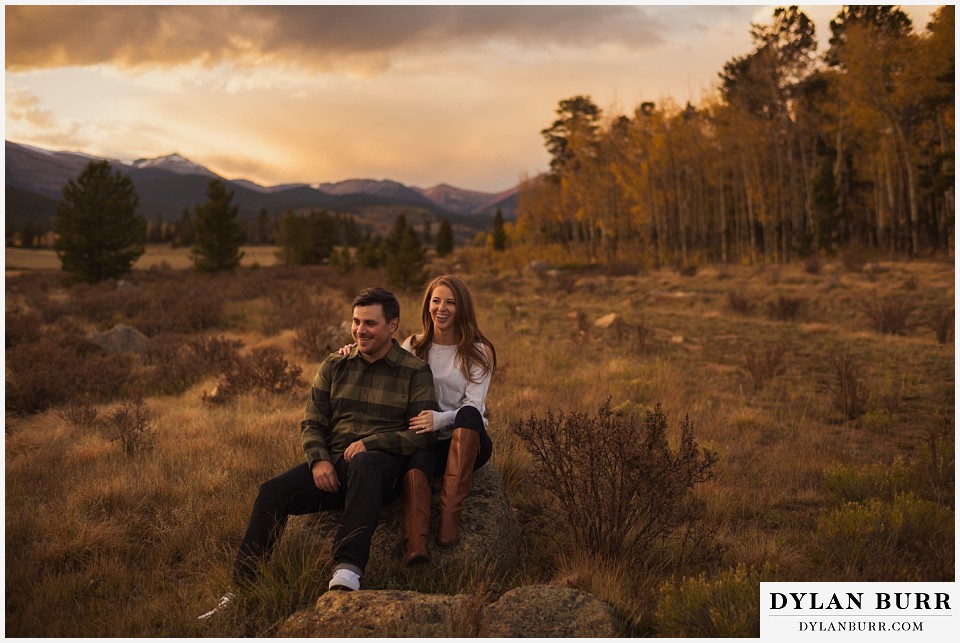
left=53, top=160, right=145, bottom=284
left=435, top=217, right=455, bottom=257
left=192, top=179, right=244, bottom=273
left=492, top=207, right=508, bottom=251
left=385, top=213, right=429, bottom=291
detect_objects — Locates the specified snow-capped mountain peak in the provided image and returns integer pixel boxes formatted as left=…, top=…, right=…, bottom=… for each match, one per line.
left=130, top=153, right=218, bottom=178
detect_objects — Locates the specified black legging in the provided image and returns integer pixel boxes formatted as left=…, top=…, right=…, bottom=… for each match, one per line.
left=408, top=406, right=492, bottom=478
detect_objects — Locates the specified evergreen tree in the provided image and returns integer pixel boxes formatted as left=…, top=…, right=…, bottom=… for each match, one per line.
left=192, top=179, right=244, bottom=273
left=53, top=160, right=145, bottom=284
left=274, top=211, right=300, bottom=266
left=385, top=213, right=428, bottom=291
left=435, top=217, right=455, bottom=257
left=329, top=246, right=355, bottom=275
left=492, top=207, right=508, bottom=251
left=274, top=210, right=337, bottom=265
left=356, top=233, right=385, bottom=269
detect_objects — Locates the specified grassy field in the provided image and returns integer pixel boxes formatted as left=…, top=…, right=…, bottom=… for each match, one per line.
left=5, top=244, right=283, bottom=274
left=4, top=246, right=955, bottom=637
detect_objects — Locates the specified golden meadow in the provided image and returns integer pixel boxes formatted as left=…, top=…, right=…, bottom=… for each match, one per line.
left=5, top=244, right=954, bottom=636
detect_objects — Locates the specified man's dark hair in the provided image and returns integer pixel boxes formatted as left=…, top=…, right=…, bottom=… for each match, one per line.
left=353, top=287, right=400, bottom=322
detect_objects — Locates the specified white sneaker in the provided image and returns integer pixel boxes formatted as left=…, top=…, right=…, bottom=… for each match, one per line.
left=327, top=568, right=361, bottom=591
left=197, top=591, right=236, bottom=620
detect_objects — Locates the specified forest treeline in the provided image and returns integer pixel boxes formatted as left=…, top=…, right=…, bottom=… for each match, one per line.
left=515, top=6, right=955, bottom=267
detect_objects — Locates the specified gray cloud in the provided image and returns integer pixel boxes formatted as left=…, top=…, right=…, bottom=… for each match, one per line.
left=6, top=5, right=666, bottom=71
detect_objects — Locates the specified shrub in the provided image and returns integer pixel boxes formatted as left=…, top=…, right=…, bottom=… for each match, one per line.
left=803, top=255, right=822, bottom=275
left=204, top=347, right=304, bottom=404
left=143, top=334, right=244, bottom=395
left=823, top=459, right=911, bottom=504
left=655, top=565, right=764, bottom=637
left=6, top=334, right=133, bottom=414
left=604, top=260, right=642, bottom=277
left=5, top=310, right=42, bottom=347
left=743, top=342, right=787, bottom=391
left=56, top=397, right=101, bottom=429
left=917, top=427, right=955, bottom=506
left=294, top=318, right=349, bottom=362
left=107, top=397, right=154, bottom=455
left=512, top=400, right=716, bottom=562
left=766, top=294, right=805, bottom=322
left=861, top=293, right=915, bottom=335
left=726, top=290, right=753, bottom=315
left=816, top=494, right=954, bottom=581
left=825, top=350, right=869, bottom=421
left=190, top=335, right=245, bottom=371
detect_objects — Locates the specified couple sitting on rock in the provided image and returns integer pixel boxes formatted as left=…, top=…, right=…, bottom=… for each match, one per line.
left=199, top=276, right=496, bottom=620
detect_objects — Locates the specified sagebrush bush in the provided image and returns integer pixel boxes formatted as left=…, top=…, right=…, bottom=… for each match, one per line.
left=655, top=564, right=764, bottom=637
left=56, top=397, right=101, bottom=429
left=825, top=350, right=869, bottom=421
left=66, top=277, right=225, bottom=335
left=861, top=293, right=915, bottom=335
left=766, top=294, right=805, bottom=322
left=727, top=290, right=753, bottom=315
left=5, top=310, right=42, bottom=347
left=743, top=342, right=787, bottom=391
left=204, top=347, right=304, bottom=404
left=512, top=400, right=716, bottom=563
left=143, top=334, right=244, bottom=395
left=6, top=333, right=134, bottom=414
left=107, top=397, right=154, bottom=455
left=823, top=459, right=911, bottom=504
left=292, top=299, right=350, bottom=361
left=816, top=494, right=954, bottom=581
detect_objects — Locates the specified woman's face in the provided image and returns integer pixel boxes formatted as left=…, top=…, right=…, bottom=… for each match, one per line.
left=429, top=284, right=457, bottom=335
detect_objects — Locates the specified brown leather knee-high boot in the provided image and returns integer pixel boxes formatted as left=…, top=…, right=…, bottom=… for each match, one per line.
left=402, top=468, right=432, bottom=566
left=437, top=428, right=480, bottom=547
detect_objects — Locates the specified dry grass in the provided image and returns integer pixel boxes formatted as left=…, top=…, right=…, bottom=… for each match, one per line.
left=4, top=247, right=954, bottom=637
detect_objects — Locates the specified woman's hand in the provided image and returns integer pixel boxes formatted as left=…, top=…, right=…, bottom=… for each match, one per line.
left=336, top=343, right=355, bottom=357
left=409, top=410, right=435, bottom=434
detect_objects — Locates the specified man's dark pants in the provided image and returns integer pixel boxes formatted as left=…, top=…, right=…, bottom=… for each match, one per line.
left=232, top=450, right=405, bottom=584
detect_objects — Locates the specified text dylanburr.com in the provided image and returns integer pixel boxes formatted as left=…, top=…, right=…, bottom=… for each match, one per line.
left=761, top=582, right=955, bottom=640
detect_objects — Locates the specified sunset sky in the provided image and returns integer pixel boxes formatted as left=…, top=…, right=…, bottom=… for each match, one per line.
left=4, top=3, right=939, bottom=193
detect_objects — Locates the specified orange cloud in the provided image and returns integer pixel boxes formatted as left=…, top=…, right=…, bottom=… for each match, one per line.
left=6, top=5, right=666, bottom=72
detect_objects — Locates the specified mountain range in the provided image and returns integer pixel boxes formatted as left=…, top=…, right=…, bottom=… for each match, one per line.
left=4, top=141, right=519, bottom=231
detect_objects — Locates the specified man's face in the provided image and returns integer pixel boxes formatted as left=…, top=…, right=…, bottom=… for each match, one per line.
left=351, top=304, right=398, bottom=362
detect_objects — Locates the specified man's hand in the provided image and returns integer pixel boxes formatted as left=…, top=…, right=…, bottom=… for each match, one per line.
left=311, top=460, right=339, bottom=493
left=343, top=440, right=367, bottom=462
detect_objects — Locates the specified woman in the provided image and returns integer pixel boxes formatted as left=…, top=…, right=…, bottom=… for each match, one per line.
left=339, top=275, right=496, bottom=565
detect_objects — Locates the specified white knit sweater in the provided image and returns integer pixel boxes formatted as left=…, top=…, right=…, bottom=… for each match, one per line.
left=401, top=337, right=491, bottom=440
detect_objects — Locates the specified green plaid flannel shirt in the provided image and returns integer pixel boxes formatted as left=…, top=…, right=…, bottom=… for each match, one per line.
left=301, top=340, right=438, bottom=467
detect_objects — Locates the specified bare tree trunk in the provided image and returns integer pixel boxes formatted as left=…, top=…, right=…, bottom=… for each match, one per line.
left=890, top=120, right=919, bottom=257
left=741, top=155, right=758, bottom=265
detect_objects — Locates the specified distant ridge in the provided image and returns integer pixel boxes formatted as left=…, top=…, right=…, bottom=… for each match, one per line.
left=5, top=140, right=518, bottom=231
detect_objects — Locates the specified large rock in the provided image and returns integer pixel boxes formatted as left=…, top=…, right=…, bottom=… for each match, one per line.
left=478, top=585, right=619, bottom=637
left=277, top=590, right=479, bottom=637
left=276, top=585, right=618, bottom=637
left=88, top=324, right=149, bottom=354
left=283, top=463, right=521, bottom=588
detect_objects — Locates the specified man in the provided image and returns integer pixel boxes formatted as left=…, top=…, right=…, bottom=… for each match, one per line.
left=199, top=287, right=437, bottom=619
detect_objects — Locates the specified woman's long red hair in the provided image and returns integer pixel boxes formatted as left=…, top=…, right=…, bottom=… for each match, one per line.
left=409, top=275, right=496, bottom=383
